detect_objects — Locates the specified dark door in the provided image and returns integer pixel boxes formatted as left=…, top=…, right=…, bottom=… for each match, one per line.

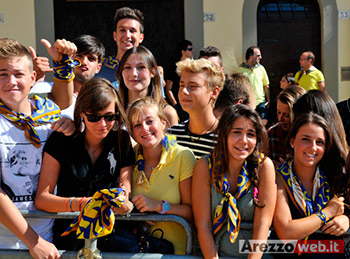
left=257, top=0, right=321, bottom=124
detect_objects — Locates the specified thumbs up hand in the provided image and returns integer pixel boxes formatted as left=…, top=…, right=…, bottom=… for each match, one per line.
left=28, top=45, right=53, bottom=81
left=41, top=39, right=77, bottom=62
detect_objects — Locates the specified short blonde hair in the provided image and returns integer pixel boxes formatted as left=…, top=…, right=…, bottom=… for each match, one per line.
left=0, top=38, right=33, bottom=71
left=176, top=58, right=225, bottom=91
left=127, top=97, right=168, bottom=133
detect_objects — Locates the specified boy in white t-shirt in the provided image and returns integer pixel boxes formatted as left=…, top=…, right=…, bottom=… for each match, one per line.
left=0, top=37, right=76, bottom=257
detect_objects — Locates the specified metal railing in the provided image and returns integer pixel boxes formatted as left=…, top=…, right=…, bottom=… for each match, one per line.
left=18, top=210, right=194, bottom=258
left=0, top=211, right=347, bottom=258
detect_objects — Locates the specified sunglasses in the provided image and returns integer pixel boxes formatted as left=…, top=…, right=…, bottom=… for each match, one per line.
left=187, top=47, right=193, bottom=51
left=84, top=112, right=119, bottom=123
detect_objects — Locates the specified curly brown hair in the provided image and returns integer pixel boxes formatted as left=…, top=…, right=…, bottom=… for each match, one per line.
left=213, top=104, right=268, bottom=207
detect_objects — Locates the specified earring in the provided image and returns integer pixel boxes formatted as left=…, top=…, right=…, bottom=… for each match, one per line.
left=80, top=116, right=85, bottom=132
left=113, top=121, right=119, bottom=131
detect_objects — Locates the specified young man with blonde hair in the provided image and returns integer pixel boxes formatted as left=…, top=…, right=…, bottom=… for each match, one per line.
left=0, top=37, right=76, bottom=257
left=167, top=58, right=225, bottom=160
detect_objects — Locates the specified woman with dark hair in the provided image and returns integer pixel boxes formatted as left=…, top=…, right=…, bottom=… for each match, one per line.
left=192, top=104, right=276, bottom=258
left=268, top=85, right=305, bottom=165
left=280, top=73, right=295, bottom=90
left=116, top=46, right=178, bottom=127
left=273, top=113, right=349, bottom=257
left=35, top=78, right=135, bottom=250
left=293, top=90, right=348, bottom=164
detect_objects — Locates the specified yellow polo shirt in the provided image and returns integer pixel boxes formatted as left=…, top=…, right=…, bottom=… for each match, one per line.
left=295, top=66, right=325, bottom=91
left=132, top=138, right=196, bottom=254
left=237, top=63, right=269, bottom=105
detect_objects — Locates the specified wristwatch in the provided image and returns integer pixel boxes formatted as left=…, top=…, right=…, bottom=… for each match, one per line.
left=159, top=200, right=170, bottom=214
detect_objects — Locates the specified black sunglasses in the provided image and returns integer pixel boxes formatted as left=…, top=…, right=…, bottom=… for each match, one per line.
left=84, top=112, right=119, bottom=123
left=187, top=47, right=193, bottom=51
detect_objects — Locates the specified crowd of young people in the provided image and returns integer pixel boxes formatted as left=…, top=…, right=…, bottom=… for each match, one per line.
left=0, top=5, right=349, bottom=259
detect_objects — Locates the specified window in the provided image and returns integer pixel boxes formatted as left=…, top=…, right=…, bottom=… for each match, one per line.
left=258, top=0, right=320, bottom=20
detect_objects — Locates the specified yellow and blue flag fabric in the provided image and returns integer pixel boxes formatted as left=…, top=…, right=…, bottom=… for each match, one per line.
left=102, top=55, right=120, bottom=69
left=53, top=54, right=80, bottom=82
left=276, top=160, right=330, bottom=217
left=62, top=188, right=125, bottom=239
left=208, top=150, right=252, bottom=243
left=0, top=95, right=61, bottom=148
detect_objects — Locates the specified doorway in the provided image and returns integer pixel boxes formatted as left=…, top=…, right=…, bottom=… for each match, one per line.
left=257, top=0, right=321, bottom=124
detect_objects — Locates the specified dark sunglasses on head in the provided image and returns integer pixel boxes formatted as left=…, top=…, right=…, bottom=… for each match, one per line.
left=187, top=47, right=193, bottom=51
left=84, top=112, right=119, bottom=123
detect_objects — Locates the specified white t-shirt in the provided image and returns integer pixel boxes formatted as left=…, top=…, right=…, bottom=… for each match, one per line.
left=30, top=81, right=76, bottom=120
left=61, top=94, right=77, bottom=120
left=0, top=110, right=54, bottom=249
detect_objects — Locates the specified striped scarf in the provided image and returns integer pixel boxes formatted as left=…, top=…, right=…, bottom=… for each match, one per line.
left=276, top=160, right=330, bottom=217
left=0, top=95, right=61, bottom=148
left=208, top=150, right=251, bottom=243
left=62, top=188, right=125, bottom=239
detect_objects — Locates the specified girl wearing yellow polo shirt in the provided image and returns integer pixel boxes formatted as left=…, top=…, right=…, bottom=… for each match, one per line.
left=127, top=97, right=196, bottom=255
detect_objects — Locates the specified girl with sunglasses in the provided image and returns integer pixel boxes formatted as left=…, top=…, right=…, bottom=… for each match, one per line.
left=35, top=78, right=135, bottom=250
left=127, top=97, right=196, bottom=254
left=116, top=46, right=178, bottom=128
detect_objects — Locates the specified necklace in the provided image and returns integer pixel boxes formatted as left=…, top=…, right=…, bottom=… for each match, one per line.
left=144, top=161, right=158, bottom=171
left=189, top=118, right=217, bottom=142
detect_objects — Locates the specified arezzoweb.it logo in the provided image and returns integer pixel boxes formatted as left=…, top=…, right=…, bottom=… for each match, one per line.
left=239, top=239, right=344, bottom=254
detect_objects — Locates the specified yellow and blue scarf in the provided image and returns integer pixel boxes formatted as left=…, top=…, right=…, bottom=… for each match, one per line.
left=297, top=66, right=317, bottom=81
left=53, top=54, right=81, bottom=82
left=208, top=151, right=252, bottom=243
left=62, top=188, right=125, bottom=239
left=0, top=95, right=61, bottom=148
left=276, top=160, right=330, bottom=217
left=240, top=62, right=261, bottom=71
left=134, top=134, right=176, bottom=185
left=102, top=56, right=120, bottom=69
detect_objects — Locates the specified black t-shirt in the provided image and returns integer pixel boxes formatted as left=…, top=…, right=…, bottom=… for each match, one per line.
left=166, top=62, right=180, bottom=103
left=43, top=129, right=135, bottom=250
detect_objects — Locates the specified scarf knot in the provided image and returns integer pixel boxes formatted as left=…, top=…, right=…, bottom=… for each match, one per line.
left=102, top=56, right=120, bottom=69
left=209, top=150, right=252, bottom=243
left=134, top=135, right=177, bottom=185
left=0, top=95, right=62, bottom=147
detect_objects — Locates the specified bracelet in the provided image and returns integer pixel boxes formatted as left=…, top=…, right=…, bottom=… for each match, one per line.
left=69, top=197, right=75, bottom=212
left=316, top=210, right=328, bottom=225
left=79, top=197, right=86, bottom=211
left=65, top=198, right=71, bottom=212
left=53, top=54, right=81, bottom=82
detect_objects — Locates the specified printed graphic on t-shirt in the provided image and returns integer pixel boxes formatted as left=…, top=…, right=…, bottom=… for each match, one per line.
left=1, top=145, right=41, bottom=202
left=107, top=148, right=117, bottom=175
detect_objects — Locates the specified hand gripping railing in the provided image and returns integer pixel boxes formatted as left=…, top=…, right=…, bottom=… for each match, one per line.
left=20, top=210, right=193, bottom=255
